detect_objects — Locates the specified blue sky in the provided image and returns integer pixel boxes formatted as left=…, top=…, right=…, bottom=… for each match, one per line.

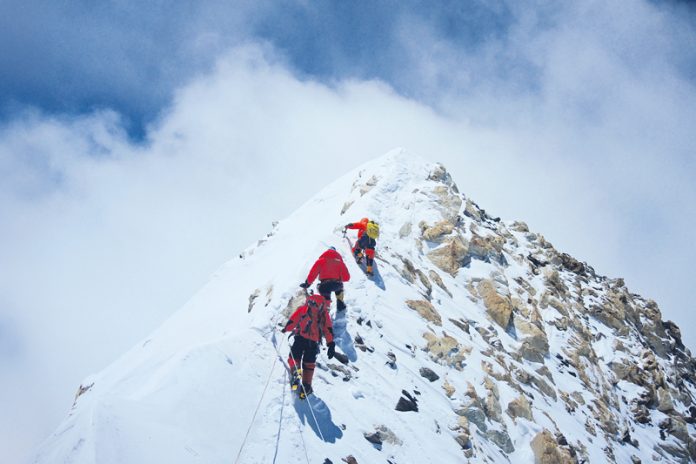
left=2, top=1, right=696, bottom=462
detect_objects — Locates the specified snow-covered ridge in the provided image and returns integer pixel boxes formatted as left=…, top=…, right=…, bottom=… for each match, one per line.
left=34, top=149, right=696, bottom=463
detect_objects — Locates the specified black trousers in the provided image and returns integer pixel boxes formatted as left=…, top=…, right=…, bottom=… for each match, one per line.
left=289, top=335, right=319, bottom=364
left=355, top=234, right=376, bottom=266
left=318, top=279, right=346, bottom=310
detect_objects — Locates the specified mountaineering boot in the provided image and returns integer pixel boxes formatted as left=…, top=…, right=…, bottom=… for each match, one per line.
left=366, top=265, right=373, bottom=276
left=336, top=292, right=347, bottom=312
left=354, top=249, right=364, bottom=265
left=299, top=383, right=313, bottom=399
left=298, top=362, right=315, bottom=398
left=291, top=368, right=302, bottom=391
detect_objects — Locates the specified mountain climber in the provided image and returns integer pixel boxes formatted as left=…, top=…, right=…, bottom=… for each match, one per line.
left=300, top=247, right=350, bottom=312
left=344, top=218, right=379, bottom=276
left=282, top=293, right=335, bottom=397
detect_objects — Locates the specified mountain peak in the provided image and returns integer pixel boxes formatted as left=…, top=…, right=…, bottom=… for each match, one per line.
left=35, top=151, right=696, bottom=464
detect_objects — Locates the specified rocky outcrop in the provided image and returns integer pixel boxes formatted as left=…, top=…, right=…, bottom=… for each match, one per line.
left=363, top=425, right=403, bottom=447
left=468, top=233, right=506, bottom=264
left=427, top=236, right=468, bottom=275
left=406, top=300, right=442, bottom=325
left=423, top=331, right=469, bottom=370
left=477, top=278, right=513, bottom=329
left=395, top=390, right=419, bottom=412
left=530, top=430, right=575, bottom=464
left=506, top=395, right=533, bottom=421
left=428, top=270, right=452, bottom=297
left=421, top=220, right=454, bottom=243
left=419, top=367, right=440, bottom=382
left=516, top=319, right=550, bottom=363
left=486, top=429, right=514, bottom=453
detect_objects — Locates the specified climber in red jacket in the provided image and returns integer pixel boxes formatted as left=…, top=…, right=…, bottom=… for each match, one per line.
left=282, top=293, right=335, bottom=396
left=300, top=247, right=350, bottom=311
left=344, top=218, right=379, bottom=276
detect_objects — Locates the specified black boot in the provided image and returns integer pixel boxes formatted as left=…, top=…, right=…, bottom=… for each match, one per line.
left=301, top=382, right=313, bottom=397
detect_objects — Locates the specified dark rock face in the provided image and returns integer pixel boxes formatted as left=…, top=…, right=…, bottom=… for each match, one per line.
left=395, top=390, right=419, bottom=412
left=364, top=431, right=382, bottom=446
left=419, top=367, right=440, bottom=382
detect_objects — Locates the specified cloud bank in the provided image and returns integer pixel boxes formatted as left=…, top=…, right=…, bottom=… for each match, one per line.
left=1, top=1, right=696, bottom=462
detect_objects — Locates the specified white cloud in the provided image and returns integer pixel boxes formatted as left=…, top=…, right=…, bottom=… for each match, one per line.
left=2, top=2, right=696, bottom=459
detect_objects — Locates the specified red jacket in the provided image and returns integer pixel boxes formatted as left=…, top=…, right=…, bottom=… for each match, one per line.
left=305, top=249, right=350, bottom=285
left=346, top=218, right=369, bottom=239
left=282, top=294, right=334, bottom=344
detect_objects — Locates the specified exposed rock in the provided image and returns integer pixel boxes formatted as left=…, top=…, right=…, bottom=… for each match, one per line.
left=359, top=175, right=379, bottom=196
left=457, top=405, right=487, bottom=432
left=632, top=404, right=651, bottom=424
left=663, top=417, right=690, bottom=443
left=327, top=363, right=352, bottom=381
left=431, top=185, right=463, bottom=219
left=464, top=199, right=482, bottom=221
left=417, top=271, right=433, bottom=297
left=427, top=236, right=469, bottom=275
left=429, top=270, right=452, bottom=297
left=406, top=299, right=442, bottom=326
left=341, top=456, right=358, bottom=464
left=559, top=253, right=586, bottom=275
left=428, top=163, right=452, bottom=184
left=486, top=429, right=515, bottom=454
left=519, top=335, right=549, bottom=363
left=535, top=366, right=554, bottom=383
left=455, top=433, right=472, bottom=450
left=395, top=390, right=419, bottom=412
left=421, top=220, right=454, bottom=242
left=506, top=395, right=533, bottom=421
left=442, top=379, right=456, bottom=397
left=282, top=290, right=306, bottom=318
left=363, top=425, right=403, bottom=446
left=422, top=331, right=469, bottom=370
left=656, top=387, right=675, bottom=413
left=543, top=268, right=569, bottom=298
left=530, top=374, right=557, bottom=400
left=399, top=257, right=418, bottom=283
left=483, top=377, right=503, bottom=423
left=73, top=382, right=94, bottom=405
left=655, top=442, right=692, bottom=463
left=477, top=279, right=513, bottom=329
left=449, top=318, right=469, bottom=334
left=247, top=288, right=260, bottom=313
left=468, top=233, right=505, bottom=264
left=340, top=201, right=354, bottom=215
left=530, top=429, right=575, bottom=464
left=364, top=431, right=382, bottom=446
left=511, top=220, right=529, bottom=232
left=386, top=352, right=397, bottom=369
left=419, top=367, right=440, bottom=382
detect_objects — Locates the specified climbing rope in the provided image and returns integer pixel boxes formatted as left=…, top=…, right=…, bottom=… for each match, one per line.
left=233, top=350, right=278, bottom=464
left=272, top=330, right=312, bottom=464
left=272, top=368, right=287, bottom=464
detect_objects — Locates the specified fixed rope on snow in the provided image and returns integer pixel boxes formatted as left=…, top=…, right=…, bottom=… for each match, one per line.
left=233, top=352, right=278, bottom=464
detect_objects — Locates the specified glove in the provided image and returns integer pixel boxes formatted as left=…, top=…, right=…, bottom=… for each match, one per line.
left=327, top=342, right=336, bottom=359
left=299, top=281, right=309, bottom=289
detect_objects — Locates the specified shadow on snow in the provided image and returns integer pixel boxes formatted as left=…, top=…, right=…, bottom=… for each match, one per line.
left=293, top=395, right=343, bottom=443
left=332, top=310, right=357, bottom=362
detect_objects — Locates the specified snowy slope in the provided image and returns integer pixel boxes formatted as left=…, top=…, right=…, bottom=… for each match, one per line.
left=34, top=149, right=696, bottom=464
